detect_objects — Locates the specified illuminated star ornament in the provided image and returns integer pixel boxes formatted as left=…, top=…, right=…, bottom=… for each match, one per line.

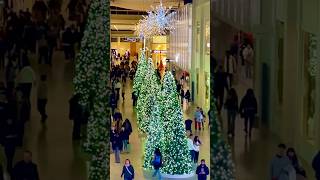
left=136, top=3, right=175, bottom=38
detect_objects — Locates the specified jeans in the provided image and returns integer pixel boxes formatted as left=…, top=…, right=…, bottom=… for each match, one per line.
left=115, top=147, right=120, bottom=163
left=123, top=139, right=128, bottom=151
left=152, top=169, right=162, bottom=180
left=244, top=115, right=255, bottom=135
left=189, top=150, right=194, bottom=161
left=227, top=110, right=236, bottom=136
left=193, top=151, right=199, bottom=163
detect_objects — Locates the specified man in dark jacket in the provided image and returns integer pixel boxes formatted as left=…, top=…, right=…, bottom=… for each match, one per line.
left=214, top=66, right=228, bottom=114
left=12, top=150, right=39, bottom=180
left=312, top=151, right=320, bottom=180
left=239, top=88, right=257, bottom=137
left=2, top=118, right=18, bottom=174
left=69, top=94, right=83, bottom=140
left=196, top=159, right=209, bottom=180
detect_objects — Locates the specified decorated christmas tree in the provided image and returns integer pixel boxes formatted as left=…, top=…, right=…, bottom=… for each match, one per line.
left=133, top=51, right=148, bottom=97
left=73, top=0, right=110, bottom=179
left=143, top=94, right=165, bottom=170
left=136, top=58, right=160, bottom=134
left=161, top=71, right=193, bottom=175
left=210, top=61, right=235, bottom=180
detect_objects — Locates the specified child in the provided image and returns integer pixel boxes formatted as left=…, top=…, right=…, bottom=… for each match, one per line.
left=37, top=74, right=48, bottom=122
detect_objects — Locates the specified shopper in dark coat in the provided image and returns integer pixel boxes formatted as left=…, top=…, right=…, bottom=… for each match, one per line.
left=225, top=88, right=238, bottom=137
left=69, top=94, right=83, bottom=140
left=12, top=150, right=39, bottom=180
left=112, top=133, right=123, bottom=163
left=122, top=119, right=132, bottom=143
left=196, top=159, right=209, bottom=180
left=214, top=66, right=228, bottom=114
left=239, top=88, right=257, bottom=137
left=287, top=148, right=306, bottom=178
left=152, top=148, right=162, bottom=179
left=121, top=159, right=134, bottom=180
left=2, top=118, right=18, bottom=174
left=312, top=151, right=320, bottom=180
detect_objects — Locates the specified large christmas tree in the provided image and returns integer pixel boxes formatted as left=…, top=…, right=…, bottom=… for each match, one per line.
left=73, top=0, right=110, bottom=178
left=136, top=58, right=160, bottom=134
left=161, top=71, right=193, bottom=175
left=133, top=51, right=148, bottom=97
left=143, top=94, right=165, bottom=170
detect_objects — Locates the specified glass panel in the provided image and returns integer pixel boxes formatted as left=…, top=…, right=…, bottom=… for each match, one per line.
left=303, top=32, right=316, bottom=141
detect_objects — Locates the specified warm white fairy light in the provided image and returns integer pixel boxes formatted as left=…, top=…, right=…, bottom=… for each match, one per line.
left=136, top=3, right=175, bottom=38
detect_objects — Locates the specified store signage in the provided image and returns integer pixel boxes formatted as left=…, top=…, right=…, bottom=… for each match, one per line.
left=152, top=50, right=167, bottom=53
left=125, top=38, right=140, bottom=42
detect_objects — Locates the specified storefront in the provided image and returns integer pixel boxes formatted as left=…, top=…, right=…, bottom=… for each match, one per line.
left=111, top=37, right=142, bottom=58
left=191, top=0, right=210, bottom=111
left=151, top=36, right=167, bottom=68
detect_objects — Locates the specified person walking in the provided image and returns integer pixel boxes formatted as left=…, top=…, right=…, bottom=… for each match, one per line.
left=193, top=136, right=201, bottom=164
left=196, top=159, right=209, bottom=180
left=187, top=134, right=194, bottom=162
left=312, top=150, right=320, bottom=180
left=37, top=34, right=48, bottom=64
left=152, top=148, right=162, bottom=179
left=2, top=118, right=18, bottom=175
left=242, top=43, right=254, bottom=79
left=37, top=75, right=48, bottom=123
left=214, top=66, right=228, bottom=114
left=185, top=119, right=193, bottom=133
left=286, top=148, right=306, bottom=178
left=224, top=50, right=237, bottom=88
left=15, top=58, right=36, bottom=120
left=239, top=88, right=257, bottom=137
left=113, top=132, right=123, bottom=163
left=121, top=159, right=134, bottom=180
left=225, top=88, right=238, bottom=137
left=194, top=107, right=203, bottom=131
left=270, top=144, right=294, bottom=180
left=12, top=150, right=39, bottom=180
left=122, top=119, right=132, bottom=144
left=120, top=127, right=129, bottom=153
left=69, top=94, right=83, bottom=140
left=199, top=108, right=206, bottom=130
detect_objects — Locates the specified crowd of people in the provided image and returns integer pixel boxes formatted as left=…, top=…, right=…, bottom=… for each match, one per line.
left=0, top=0, right=88, bottom=178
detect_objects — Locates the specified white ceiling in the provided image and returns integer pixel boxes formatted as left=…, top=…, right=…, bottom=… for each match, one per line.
left=111, top=0, right=183, bottom=11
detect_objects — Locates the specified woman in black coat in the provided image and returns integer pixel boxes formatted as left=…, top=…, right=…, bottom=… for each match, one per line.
left=225, top=88, right=238, bottom=137
left=239, top=88, right=257, bottom=137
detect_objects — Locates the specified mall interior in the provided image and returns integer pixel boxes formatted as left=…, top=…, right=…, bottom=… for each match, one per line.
left=0, top=0, right=319, bottom=179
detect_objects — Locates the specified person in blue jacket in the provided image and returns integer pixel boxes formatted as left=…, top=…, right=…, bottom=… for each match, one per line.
left=196, top=159, right=209, bottom=180
left=121, top=159, right=134, bottom=180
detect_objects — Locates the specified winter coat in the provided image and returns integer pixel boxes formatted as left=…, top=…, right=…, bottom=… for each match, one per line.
left=270, top=155, right=293, bottom=180
left=312, top=151, right=320, bottom=180
left=196, top=164, right=209, bottom=180
left=121, top=165, right=134, bottom=180
left=239, top=95, right=257, bottom=117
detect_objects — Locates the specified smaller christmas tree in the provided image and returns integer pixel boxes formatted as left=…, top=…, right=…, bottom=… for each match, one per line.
left=136, top=58, right=160, bottom=134
left=143, top=94, right=165, bottom=170
left=161, top=71, right=193, bottom=175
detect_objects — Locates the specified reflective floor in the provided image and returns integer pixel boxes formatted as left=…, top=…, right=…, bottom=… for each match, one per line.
left=0, top=52, right=315, bottom=180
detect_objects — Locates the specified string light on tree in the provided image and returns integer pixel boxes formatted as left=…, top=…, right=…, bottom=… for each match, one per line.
left=161, top=71, right=193, bottom=175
